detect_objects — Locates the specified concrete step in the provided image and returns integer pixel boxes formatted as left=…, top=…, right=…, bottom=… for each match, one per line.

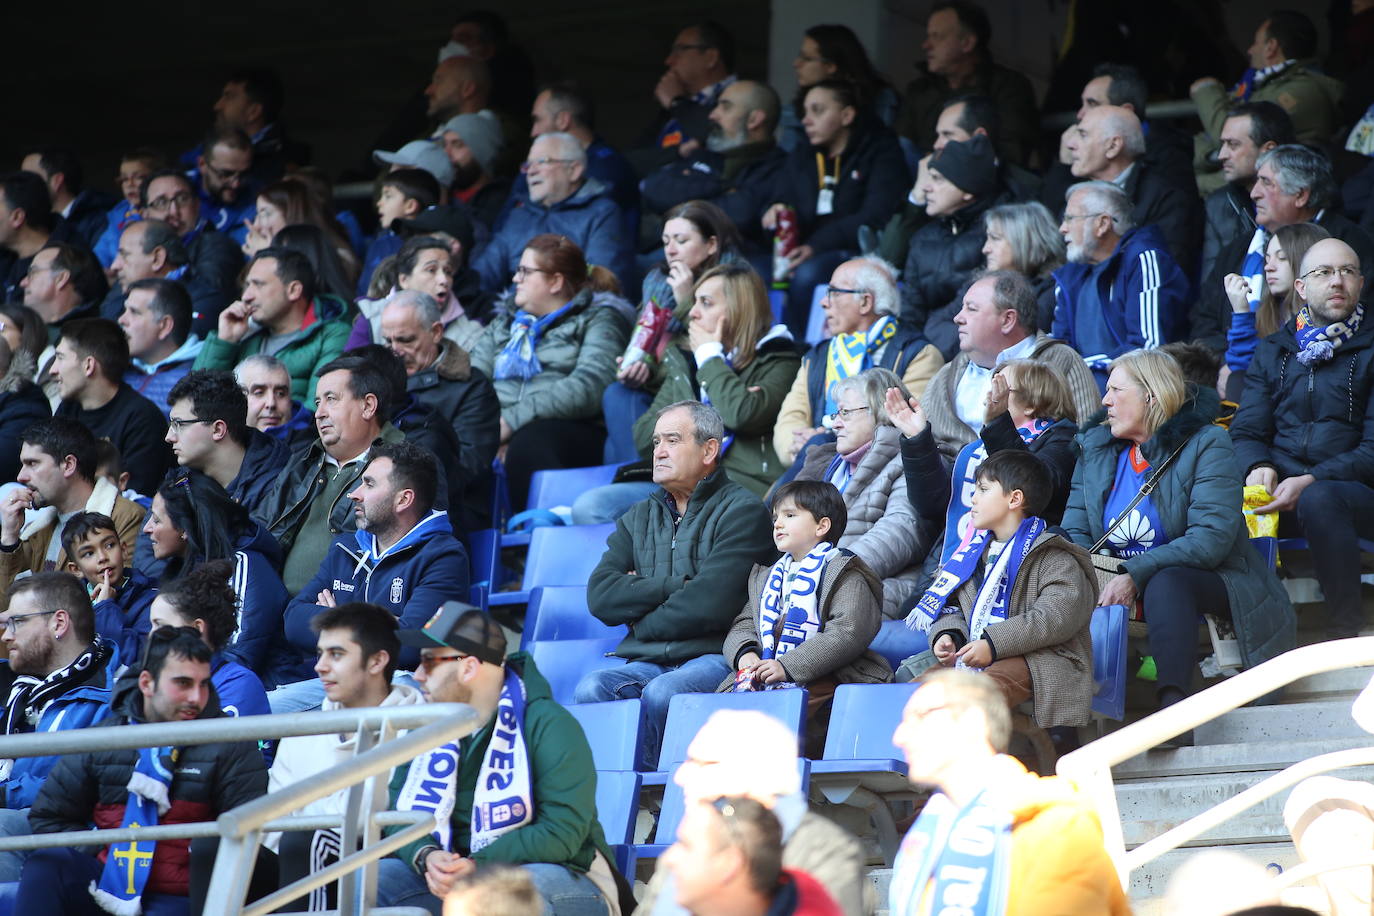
left=1195, top=700, right=1367, bottom=745
left=1283, top=666, right=1372, bottom=704
left=1114, top=735, right=1373, bottom=780
left=1127, top=841, right=1297, bottom=906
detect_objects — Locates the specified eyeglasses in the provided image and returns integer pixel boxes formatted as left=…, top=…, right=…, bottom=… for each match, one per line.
left=144, top=192, right=194, bottom=213
left=203, top=162, right=249, bottom=184
left=520, top=157, right=575, bottom=174
left=417, top=652, right=468, bottom=674
left=824, top=286, right=867, bottom=300
left=167, top=416, right=215, bottom=433
left=25, top=263, right=57, bottom=278
left=1301, top=265, right=1362, bottom=283
left=1, top=610, right=57, bottom=634
left=513, top=265, right=553, bottom=280
left=1062, top=212, right=1105, bottom=222
left=833, top=406, right=871, bottom=422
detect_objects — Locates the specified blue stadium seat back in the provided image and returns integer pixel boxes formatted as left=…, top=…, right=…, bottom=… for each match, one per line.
left=490, top=457, right=511, bottom=530
left=527, top=464, right=622, bottom=513
left=1091, top=604, right=1129, bottom=721
left=593, top=768, right=642, bottom=847
left=804, top=285, right=828, bottom=344
left=466, top=527, right=501, bottom=591
left=489, top=523, right=617, bottom=608
left=522, top=586, right=626, bottom=648
left=655, top=690, right=808, bottom=772
left=650, top=758, right=811, bottom=847
left=568, top=699, right=644, bottom=772
left=768, top=288, right=786, bottom=325
left=0, top=880, right=15, bottom=916
left=1251, top=536, right=1278, bottom=569
left=527, top=637, right=626, bottom=706
left=819, top=683, right=919, bottom=767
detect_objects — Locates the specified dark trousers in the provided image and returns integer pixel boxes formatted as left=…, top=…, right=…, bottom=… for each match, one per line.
left=16, top=846, right=188, bottom=916
left=1293, top=479, right=1374, bottom=636
left=187, top=837, right=277, bottom=916
left=274, top=829, right=340, bottom=912
left=504, top=418, right=608, bottom=510
left=1143, top=566, right=1231, bottom=695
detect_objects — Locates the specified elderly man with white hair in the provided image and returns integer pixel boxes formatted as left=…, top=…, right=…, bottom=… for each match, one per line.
left=1062, top=105, right=1202, bottom=270
left=632, top=710, right=867, bottom=916
left=472, top=131, right=632, bottom=291
left=1051, top=181, right=1190, bottom=384
left=772, top=257, right=945, bottom=468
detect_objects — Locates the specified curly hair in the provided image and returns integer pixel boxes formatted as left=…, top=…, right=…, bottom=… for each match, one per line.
left=155, top=558, right=238, bottom=650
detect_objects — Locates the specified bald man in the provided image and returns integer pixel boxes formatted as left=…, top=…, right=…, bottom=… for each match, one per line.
left=1231, top=238, right=1372, bottom=638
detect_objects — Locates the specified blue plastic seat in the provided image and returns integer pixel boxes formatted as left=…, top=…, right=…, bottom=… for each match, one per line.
left=502, top=464, right=622, bottom=546
left=0, top=881, right=15, bottom=916
left=593, top=769, right=642, bottom=877
left=804, top=285, right=829, bottom=344
left=464, top=527, right=501, bottom=609
left=768, top=288, right=786, bottom=324
left=568, top=700, right=644, bottom=772
left=521, top=586, right=626, bottom=649
left=1091, top=603, right=1129, bottom=721
left=527, top=636, right=626, bottom=706
left=1279, top=537, right=1374, bottom=554
left=645, top=690, right=808, bottom=785
left=489, top=523, right=616, bottom=608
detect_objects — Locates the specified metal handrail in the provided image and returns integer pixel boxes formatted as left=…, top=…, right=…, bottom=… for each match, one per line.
left=1055, top=637, right=1374, bottom=887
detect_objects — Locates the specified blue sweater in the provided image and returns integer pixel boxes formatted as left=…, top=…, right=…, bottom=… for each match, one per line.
left=91, top=568, right=158, bottom=666
left=218, top=525, right=291, bottom=676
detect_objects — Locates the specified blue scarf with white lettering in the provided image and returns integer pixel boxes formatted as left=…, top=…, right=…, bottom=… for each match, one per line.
left=492, top=302, right=577, bottom=380
left=907, top=516, right=1045, bottom=634
left=90, top=746, right=176, bottom=915
left=889, top=790, right=1012, bottom=916
left=758, top=542, right=838, bottom=660
left=940, top=418, right=1054, bottom=568
left=396, top=669, right=532, bottom=852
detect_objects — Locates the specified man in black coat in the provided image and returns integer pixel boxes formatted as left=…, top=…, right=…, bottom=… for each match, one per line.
left=139, top=171, right=244, bottom=295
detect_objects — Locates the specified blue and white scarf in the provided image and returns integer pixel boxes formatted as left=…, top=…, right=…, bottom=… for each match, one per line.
left=940, top=419, right=1054, bottom=568
left=397, top=669, right=532, bottom=852
left=758, top=542, right=838, bottom=660
left=90, top=746, right=176, bottom=916
left=889, top=790, right=1012, bottom=916
left=492, top=302, right=577, bottom=380
left=906, top=516, right=1045, bottom=639
left=1239, top=227, right=1267, bottom=314
left=1295, top=303, right=1365, bottom=365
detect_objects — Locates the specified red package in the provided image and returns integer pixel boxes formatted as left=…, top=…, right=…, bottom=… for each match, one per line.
left=772, top=206, right=799, bottom=284
left=621, top=296, right=674, bottom=367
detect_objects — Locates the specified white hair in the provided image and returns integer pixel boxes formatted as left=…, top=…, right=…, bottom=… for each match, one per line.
left=532, top=131, right=586, bottom=168
left=1066, top=181, right=1135, bottom=233
left=384, top=290, right=443, bottom=326
left=1093, top=107, right=1146, bottom=159
left=845, top=256, right=901, bottom=317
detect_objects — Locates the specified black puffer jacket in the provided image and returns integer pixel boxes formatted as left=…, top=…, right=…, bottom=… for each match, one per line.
left=0, top=351, right=50, bottom=481
left=1230, top=317, right=1374, bottom=481
left=29, top=674, right=267, bottom=897
left=901, top=193, right=1005, bottom=330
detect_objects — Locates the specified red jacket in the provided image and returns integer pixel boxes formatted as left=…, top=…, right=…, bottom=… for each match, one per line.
left=767, top=868, right=845, bottom=916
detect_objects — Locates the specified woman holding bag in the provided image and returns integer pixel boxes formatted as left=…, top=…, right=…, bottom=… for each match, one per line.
left=1061, top=349, right=1292, bottom=745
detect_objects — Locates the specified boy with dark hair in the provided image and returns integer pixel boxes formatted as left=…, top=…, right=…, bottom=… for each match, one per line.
left=61, top=511, right=156, bottom=665
left=359, top=168, right=444, bottom=296
left=908, top=450, right=1097, bottom=729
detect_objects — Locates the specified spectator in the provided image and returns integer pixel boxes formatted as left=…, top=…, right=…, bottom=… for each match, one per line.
left=0, top=336, right=50, bottom=482
left=379, top=292, right=501, bottom=529
left=921, top=271, right=1099, bottom=460
left=268, top=602, right=421, bottom=912
left=350, top=236, right=483, bottom=355
left=474, top=132, right=632, bottom=292
left=663, top=796, right=843, bottom=916
left=640, top=81, right=786, bottom=253
left=1059, top=106, right=1202, bottom=270
left=193, top=247, right=351, bottom=403
left=145, top=469, right=289, bottom=677
left=1064, top=349, right=1292, bottom=743
left=274, top=440, right=470, bottom=697
left=0, top=171, right=54, bottom=300
left=164, top=369, right=290, bottom=519
left=271, top=222, right=359, bottom=304
left=104, top=219, right=231, bottom=339
left=603, top=200, right=742, bottom=464
left=147, top=559, right=271, bottom=721
left=637, top=709, right=867, bottom=915
left=379, top=605, right=626, bottom=916
left=392, top=206, right=498, bottom=323
left=92, top=147, right=168, bottom=267
left=118, top=278, right=202, bottom=418
left=235, top=353, right=312, bottom=439
left=639, top=21, right=738, bottom=167
left=50, top=317, right=173, bottom=494
left=207, top=67, right=305, bottom=183
left=60, top=511, right=155, bottom=667
left=888, top=668, right=1129, bottom=914
left=980, top=201, right=1066, bottom=333
left=241, top=178, right=359, bottom=286
left=764, top=79, right=909, bottom=336
left=1194, top=146, right=1374, bottom=353
left=0, top=573, right=117, bottom=882
left=356, top=168, right=442, bottom=297
left=574, top=401, right=775, bottom=767
left=782, top=24, right=899, bottom=153
left=448, top=11, right=537, bottom=118
left=1231, top=238, right=1374, bottom=639
left=435, top=111, right=511, bottom=230
left=257, top=355, right=406, bottom=593
left=375, top=140, right=454, bottom=194
left=0, top=302, right=47, bottom=373
left=188, top=126, right=255, bottom=246
left=21, top=241, right=108, bottom=342
left=0, top=419, right=144, bottom=607
left=896, top=1, right=1039, bottom=167
left=1200, top=101, right=1296, bottom=283
left=139, top=169, right=244, bottom=293
left=1052, top=181, right=1190, bottom=384
left=469, top=234, right=631, bottom=509
left=773, top=256, right=943, bottom=468
left=1072, top=63, right=1194, bottom=193
left=20, top=147, right=117, bottom=250
left=903, top=133, right=1009, bottom=346
left=424, top=54, right=493, bottom=125
left=19, top=628, right=269, bottom=916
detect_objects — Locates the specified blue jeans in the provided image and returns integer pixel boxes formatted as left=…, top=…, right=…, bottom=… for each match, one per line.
left=0, top=807, right=30, bottom=881
left=375, top=858, right=609, bottom=916
left=602, top=383, right=655, bottom=464
left=869, top=619, right=931, bottom=672
left=18, top=846, right=189, bottom=916
left=571, top=483, right=658, bottom=525
left=573, top=654, right=733, bottom=768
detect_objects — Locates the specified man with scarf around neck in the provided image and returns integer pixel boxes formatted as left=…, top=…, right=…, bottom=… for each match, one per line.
left=0, top=573, right=117, bottom=882
left=20, top=627, right=269, bottom=916
left=888, top=668, right=1129, bottom=916
left=1232, top=238, right=1374, bottom=638
left=379, top=605, right=628, bottom=916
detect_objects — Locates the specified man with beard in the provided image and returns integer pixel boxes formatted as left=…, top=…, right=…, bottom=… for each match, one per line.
left=139, top=170, right=243, bottom=294
left=190, top=126, right=255, bottom=245
left=1232, top=239, right=1374, bottom=639
left=434, top=112, right=510, bottom=232
left=640, top=79, right=785, bottom=251
left=0, top=573, right=118, bottom=881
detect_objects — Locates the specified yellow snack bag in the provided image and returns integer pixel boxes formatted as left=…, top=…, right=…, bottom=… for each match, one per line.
left=1243, top=485, right=1279, bottom=539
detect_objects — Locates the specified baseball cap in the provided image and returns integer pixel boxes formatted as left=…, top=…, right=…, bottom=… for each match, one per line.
left=373, top=140, right=454, bottom=191
left=399, top=601, right=506, bottom=666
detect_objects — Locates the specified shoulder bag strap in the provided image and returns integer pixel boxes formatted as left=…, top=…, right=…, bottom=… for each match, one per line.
left=1089, top=437, right=1190, bottom=554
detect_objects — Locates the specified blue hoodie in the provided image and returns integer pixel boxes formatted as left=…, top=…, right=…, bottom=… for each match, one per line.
left=91, top=568, right=158, bottom=666
left=1051, top=224, right=1189, bottom=382
left=279, top=510, right=470, bottom=679
left=220, top=524, right=291, bottom=676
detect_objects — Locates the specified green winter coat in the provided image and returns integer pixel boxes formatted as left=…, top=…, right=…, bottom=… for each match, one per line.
left=469, top=288, right=631, bottom=432
left=193, top=294, right=352, bottom=403
left=387, top=653, right=615, bottom=875
left=632, top=329, right=800, bottom=497
left=589, top=468, right=777, bottom=665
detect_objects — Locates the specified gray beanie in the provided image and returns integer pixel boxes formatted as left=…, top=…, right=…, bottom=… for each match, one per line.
left=434, top=112, right=504, bottom=175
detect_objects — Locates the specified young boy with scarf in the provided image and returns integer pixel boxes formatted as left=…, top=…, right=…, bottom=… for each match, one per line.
left=62, top=511, right=157, bottom=667
left=907, top=451, right=1097, bottom=731
left=720, top=480, right=891, bottom=749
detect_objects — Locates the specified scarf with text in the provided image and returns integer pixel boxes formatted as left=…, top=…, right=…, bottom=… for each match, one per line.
left=0, top=638, right=107, bottom=760
left=823, top=316, right=898, bottom=415
left=939, top=418, right=1054, bottom=568
left=90, top=745, right=176, bottom=916
left=1295, top=303, right=1364, bottom=365
left=1229, top=59, right=1297, bottom=101
left=907, top=516, right=1045, bottom=637
left=492, top=302, right=577, bottom=380
left=758, top=543, right=839, bottom=660
left=889, top=790, right=1012, bottom=916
